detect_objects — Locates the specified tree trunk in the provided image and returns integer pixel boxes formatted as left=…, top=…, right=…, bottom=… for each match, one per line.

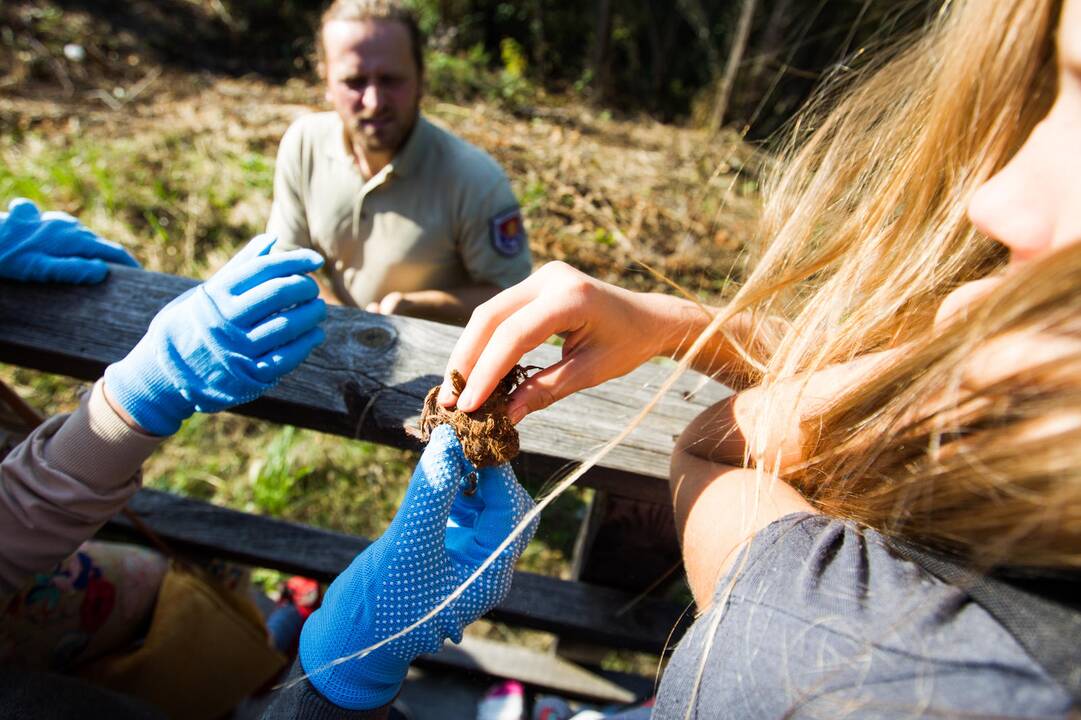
left=590, top=0, right=614, bottom=103
left=529, top=0, right=548, bottom=79
left=749, top=0, right=794, bottom=90
left=709, top=0, right=759, bottom=134
left=646, top=0, right=679, bottom=110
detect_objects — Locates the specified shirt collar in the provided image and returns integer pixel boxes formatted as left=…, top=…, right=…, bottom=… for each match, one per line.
left=329, top=113, right=430, bottom=180
left=385, top=115, right=429, bottom=179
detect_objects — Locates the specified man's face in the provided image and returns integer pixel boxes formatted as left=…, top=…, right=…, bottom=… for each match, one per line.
left=323, top=18, right=421, bottom=160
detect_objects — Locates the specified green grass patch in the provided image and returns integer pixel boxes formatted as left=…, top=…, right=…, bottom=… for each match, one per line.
left=0, top=129, right=274, bottom=276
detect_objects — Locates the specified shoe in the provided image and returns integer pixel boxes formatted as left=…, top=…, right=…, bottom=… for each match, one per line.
left=477, top=679, right=525, bottom=720
left=532, top=695, right=573, bottom=720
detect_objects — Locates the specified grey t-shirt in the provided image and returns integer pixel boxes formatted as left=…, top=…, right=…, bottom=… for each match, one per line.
left=649, top=513, right=1073, bottom=719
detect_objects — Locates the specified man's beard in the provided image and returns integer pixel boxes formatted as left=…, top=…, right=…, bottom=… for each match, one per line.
left=350, top=108, right=418, bottom=157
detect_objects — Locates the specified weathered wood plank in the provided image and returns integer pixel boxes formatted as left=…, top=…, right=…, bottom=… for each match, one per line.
left=418, top=636, right=638, bottom=704
left=99, top=489, right=691, bottom=653
left=0, top=268, right=729, bottom=503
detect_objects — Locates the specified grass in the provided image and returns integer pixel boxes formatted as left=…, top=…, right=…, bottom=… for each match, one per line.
left=0, top=130, right=273, bottom=276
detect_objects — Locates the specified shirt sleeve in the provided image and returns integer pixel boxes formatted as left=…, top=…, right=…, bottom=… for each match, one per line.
left=455, top=172, right=532, bottom=289
left=267, top=120, right=313, bottom=254
left=652, top=513, right=1072, bottom=720
left=0, top=381, right=165, bottom=598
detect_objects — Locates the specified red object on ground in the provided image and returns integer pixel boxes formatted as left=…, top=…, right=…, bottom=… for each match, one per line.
left=285, top=576, right=321, bottom=619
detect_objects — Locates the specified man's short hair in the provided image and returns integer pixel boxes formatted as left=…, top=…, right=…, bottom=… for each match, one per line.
left=318, top=0, right=425, bottom=77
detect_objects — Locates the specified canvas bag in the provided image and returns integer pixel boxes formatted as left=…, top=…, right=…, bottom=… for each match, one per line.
left=78, top=558, right=287, bottom=720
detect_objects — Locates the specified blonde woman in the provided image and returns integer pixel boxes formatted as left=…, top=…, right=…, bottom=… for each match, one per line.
left=429, top=0, right=1080, bottom=717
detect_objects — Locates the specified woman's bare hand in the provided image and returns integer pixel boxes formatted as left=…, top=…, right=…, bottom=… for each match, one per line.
left=438, top=262, right=704, bottom=423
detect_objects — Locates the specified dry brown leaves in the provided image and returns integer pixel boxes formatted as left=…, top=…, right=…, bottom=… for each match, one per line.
left=430, top=102, right=765, bottom=297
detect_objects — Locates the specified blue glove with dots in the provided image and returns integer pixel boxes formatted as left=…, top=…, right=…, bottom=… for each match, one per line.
left=104, top=234, right=326, bottom=436
left=0, top=197, right=139, bottom=284
left=299, top=424, right=537, bottom=710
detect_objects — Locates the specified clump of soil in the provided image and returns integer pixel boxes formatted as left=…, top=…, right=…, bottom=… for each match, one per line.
left=417, top=366, right=534, bottom=467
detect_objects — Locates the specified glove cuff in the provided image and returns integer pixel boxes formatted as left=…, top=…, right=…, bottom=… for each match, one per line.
left=104, top=345, right=190, bottom=437
left=298, top=638, right=405, bottom=711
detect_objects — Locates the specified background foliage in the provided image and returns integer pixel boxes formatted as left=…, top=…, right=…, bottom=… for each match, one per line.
left=3, top=0, right=936, bottom=134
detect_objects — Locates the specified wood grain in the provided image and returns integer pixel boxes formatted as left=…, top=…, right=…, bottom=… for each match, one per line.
left=0, top=267, right=729, bottom=503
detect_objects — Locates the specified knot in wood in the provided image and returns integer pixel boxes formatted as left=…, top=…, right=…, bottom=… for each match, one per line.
left=356, top=325, right=394, bottom=349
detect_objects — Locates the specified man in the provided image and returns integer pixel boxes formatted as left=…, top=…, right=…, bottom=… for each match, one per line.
left=267, top=0, right=532, bottom=325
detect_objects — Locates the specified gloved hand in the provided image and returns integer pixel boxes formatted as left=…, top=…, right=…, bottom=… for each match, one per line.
left=0, top=197, right=139, bottom=283
left=299, top=424, right=537, bottom=710
left=104, top=234, right=326, bottom=436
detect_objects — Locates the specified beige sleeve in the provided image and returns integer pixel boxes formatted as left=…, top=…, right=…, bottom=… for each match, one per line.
left=457, top=174, right=533, bottom=289
left=267, top=120, right=312, bottom=254
left=0, top=380, right=165, bottom=596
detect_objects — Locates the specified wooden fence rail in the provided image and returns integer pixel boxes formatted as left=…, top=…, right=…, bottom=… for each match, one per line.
left=98, top=488, right=691, bottom=654
left=0, top=266, right=728, bottom=504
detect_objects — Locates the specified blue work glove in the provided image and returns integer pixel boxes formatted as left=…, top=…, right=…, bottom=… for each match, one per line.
left=104, top=234, right=326, bottom=436
left=299, top=424, right=538, bottom=710
left=0, top=197, right=139, bottom=283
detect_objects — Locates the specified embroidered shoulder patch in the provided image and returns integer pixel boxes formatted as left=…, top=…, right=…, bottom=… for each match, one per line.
left=490, top=207, right=526, bottom=257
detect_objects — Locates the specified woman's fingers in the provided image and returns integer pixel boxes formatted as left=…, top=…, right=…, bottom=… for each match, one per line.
left=443, top=262, right=621, bottom=414
left=502, top=353, right=607, bottom=424
left=438, top=274, right=547, bottom=408
left=440, top=262, right=669, bottom=421
left=455, top=298, right=580, bottom=412
left=934, top=277, right=1003, bottom=326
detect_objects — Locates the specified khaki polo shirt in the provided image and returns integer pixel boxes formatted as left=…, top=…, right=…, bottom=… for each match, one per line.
left=267, top=112, right=532, bottom=307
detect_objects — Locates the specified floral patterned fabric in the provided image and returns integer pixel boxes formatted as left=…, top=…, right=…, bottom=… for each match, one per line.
left=1, top=540, right=167, bottom=671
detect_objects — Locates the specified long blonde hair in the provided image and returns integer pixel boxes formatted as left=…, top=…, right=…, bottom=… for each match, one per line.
left=732, top=0, right=1078, bottom=570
